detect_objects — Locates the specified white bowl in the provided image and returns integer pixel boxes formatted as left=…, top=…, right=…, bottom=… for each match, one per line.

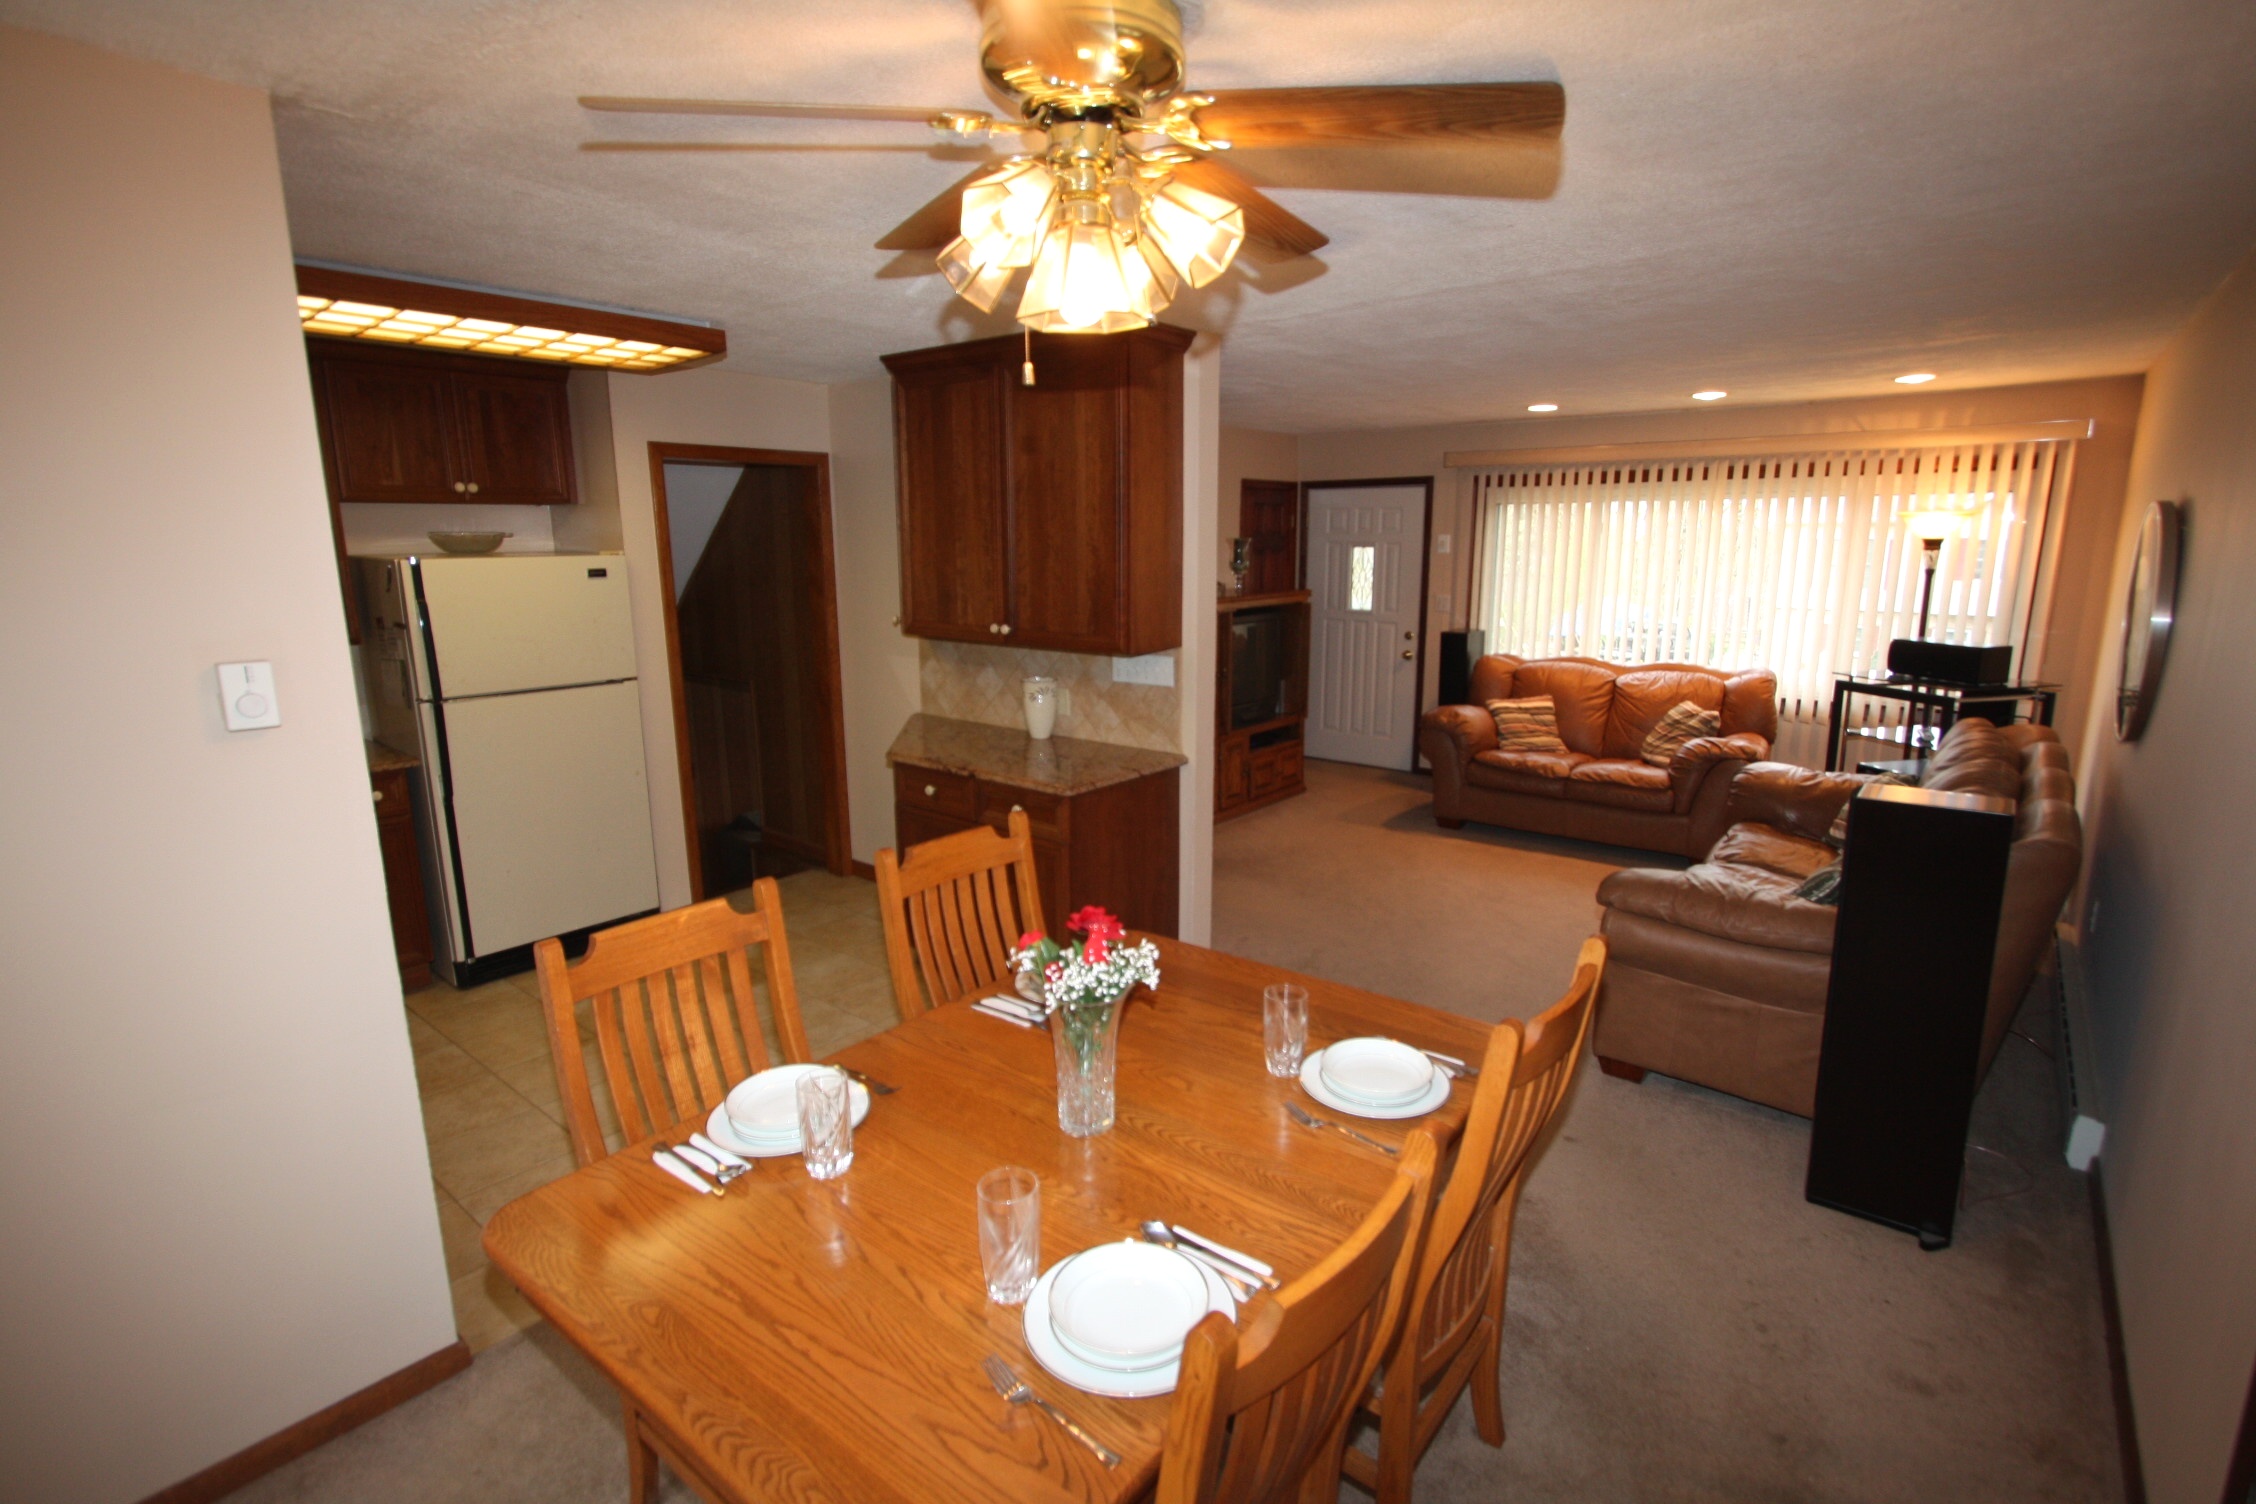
left=1319, top=1037, right=1434, bottom=1107
left=1048, top=1241, right=1210, bottom=1370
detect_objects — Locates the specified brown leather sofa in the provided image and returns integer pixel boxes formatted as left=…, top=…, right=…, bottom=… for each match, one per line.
left=1419, top=655, right=1778, bottom=858
left=1592, top=718, right=2082, bottom=1116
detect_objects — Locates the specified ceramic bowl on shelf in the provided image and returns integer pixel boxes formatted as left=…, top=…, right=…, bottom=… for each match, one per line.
left=427, top=531, right=510, bottom=555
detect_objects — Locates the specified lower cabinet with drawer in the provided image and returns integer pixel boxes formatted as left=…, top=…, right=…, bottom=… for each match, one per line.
left=891, top=764, right=1179, bottom=940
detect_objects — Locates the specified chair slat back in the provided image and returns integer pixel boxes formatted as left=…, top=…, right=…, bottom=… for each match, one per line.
left=875, top=810, right=1045, bottom=1018
left=1414, top=937, right=1605, bottom=1348
left=534, top=879, right=810, bottom=1167
left=1159, top=1134, right=1439, bottom=1504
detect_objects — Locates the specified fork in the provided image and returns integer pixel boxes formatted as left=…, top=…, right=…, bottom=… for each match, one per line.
left=981, top=1356, right=1120, bottom=1467
left=1285, top=1101, right=1399, bottom=1156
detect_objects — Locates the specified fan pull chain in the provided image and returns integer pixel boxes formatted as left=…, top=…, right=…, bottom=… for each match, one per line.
left=1021, top=328, right=1036, bottom=387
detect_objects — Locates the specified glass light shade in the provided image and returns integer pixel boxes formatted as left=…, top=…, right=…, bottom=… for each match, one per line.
left=938, top=235, right=1016, bottom=313
left=1905, top=506, right=1973, bottom=540
left=1140, top=176, right=1245, bottom=288
left=960, top=158, right=1060, bottom=269
left=1017, top=218, right=1160, bottom=333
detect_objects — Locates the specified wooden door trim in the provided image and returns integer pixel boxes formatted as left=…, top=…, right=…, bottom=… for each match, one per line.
left=647, top=442, right=853, bottom=898
left=1299, top=477, right=1436, bottom=768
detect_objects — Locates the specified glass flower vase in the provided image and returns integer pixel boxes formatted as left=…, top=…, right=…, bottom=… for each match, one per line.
left=1049, top=994, right=1125, bottom=1138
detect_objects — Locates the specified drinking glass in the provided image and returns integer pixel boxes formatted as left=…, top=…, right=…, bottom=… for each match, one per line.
left=1264, top=983, right=1310, bottom=1078
left=977, top=1166, right=1041, bottom=1306
left=796, top=1068, right=854, bottom=1181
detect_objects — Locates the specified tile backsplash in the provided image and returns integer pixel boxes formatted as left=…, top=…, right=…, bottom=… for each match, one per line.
left=920, top=640, right=1181, bottom=753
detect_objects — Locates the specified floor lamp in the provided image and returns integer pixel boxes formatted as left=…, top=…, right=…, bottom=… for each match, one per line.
left=1903, top=509, right=1967, bottom=640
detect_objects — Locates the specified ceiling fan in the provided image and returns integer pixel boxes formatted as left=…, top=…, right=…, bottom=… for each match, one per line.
left=582, top=0, right=1564, bottom=334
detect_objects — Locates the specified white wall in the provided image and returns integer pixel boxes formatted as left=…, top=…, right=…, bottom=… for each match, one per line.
left=0, top=27, right=456, bottom=1504
left=2077, top=245, right=2256, bottom=1504
left=827, top=376, right=920, bottom=867
left=1178, top=339, right=1224, bottom=943
left=596, top=366, right=831, bottom=908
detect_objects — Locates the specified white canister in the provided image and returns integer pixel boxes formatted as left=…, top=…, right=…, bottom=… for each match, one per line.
left=1022, top=676, right=1058, bottom=740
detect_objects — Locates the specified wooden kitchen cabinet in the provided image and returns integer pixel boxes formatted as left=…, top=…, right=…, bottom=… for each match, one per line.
left=883, top=325, right=1189, bottom=656
left=307, top=339, right=577, bottom=507
left=1215, top=591, right=1311, bottom=821
left=889, top=752, right=1179, bottom=941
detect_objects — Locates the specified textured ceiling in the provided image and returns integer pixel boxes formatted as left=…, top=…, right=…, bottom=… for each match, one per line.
left=8, top=0, right=2256, bottom=431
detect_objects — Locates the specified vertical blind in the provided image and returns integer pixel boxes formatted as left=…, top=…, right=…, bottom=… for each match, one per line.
left=1468, top=440, right=2077, bottom=765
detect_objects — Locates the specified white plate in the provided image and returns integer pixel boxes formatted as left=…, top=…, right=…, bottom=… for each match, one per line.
left=1049, top=1241, right=1210, bottom=1370
left=705, top=1076, right=871, bottom=1159
left=1300, top=1047, right=1451, bottom=1120
left=726, top=1064, right=838, bottom=1137
left=1319, top=1037, right=1434, bottom=1107
left=1023, top=1252, right=1234, bottom=1399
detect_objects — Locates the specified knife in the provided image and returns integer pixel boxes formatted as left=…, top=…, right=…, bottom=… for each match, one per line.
left=688, top=1132, right=752, bottom=1181
left=1169, top=1224, right=1279, bottom=1286
left=653, top=1148, right=722, bottom=1196
left=973, top=1001, right=1040, bottom=1029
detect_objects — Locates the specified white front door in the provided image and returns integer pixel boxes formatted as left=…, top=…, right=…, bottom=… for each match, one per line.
left=1305, top=484, right=1427, bottom=770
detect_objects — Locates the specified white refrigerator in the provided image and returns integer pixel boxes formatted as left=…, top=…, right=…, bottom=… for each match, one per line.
left=355, top=552, right=660, bottom=984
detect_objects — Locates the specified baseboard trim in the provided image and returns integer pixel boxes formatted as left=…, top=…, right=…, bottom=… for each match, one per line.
left=2088, top=1167, right=2147, bottom=1504
left=850, top=859, right=876, bottom=881
left=138, top=1339, right=472, bottom=1504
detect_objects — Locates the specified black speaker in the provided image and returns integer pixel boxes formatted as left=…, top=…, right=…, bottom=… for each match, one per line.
left=1439, top=630, right=1486, bottom=705
left=1885, top=638, right=2014, bottom=687
left=1806, top=783, right=2016, bottom=1250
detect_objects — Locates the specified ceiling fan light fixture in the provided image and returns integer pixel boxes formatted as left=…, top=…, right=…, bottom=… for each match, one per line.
left=938, top=235, right=1017, bottom=313
left=1017, top=215, right=1157, bottom=333
left=958, top=157, right=1061, bottom=269
left=1139, top=175, right=1245, bottom=288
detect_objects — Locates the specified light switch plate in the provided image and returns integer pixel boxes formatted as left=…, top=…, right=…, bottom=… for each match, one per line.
left=1111, top=653, right=1176, bottom=687
left=217, top=661, right=281, bottom=731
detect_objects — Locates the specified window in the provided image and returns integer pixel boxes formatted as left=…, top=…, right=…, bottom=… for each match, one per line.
left=1469, top=441, right=2075, bottom=763
left=1347, top=545, right=1376, bottom=611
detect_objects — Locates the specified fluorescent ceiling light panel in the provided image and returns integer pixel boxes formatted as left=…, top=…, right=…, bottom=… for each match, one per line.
left=294, top=267, right=724, bottom=373
left=1527, top=403, right=1559, bottom=412
left=1895, top=372, right=1938, bottom=384
left=1692, top=390, right=1727, bottom=401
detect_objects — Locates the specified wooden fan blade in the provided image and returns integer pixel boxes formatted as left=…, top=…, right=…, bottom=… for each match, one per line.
left=1190, top=82, right=1564, bottom=149
left=1220, top=140, right=1561, bottom=200
left=584, top=142, right=986, bottom=154
left=579, top=96, right=986, bottom=125
left=874, top=165, right=1000, bottom=251
left=1167, top=158, right=1329, bottom=260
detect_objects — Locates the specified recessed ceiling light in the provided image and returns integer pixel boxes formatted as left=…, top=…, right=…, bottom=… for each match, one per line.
left=1895, top=372, right=1938, bottom=385
left=1692, top=390, right=1727, bottom=401
left=1528, top=403, right=1559, bottom=413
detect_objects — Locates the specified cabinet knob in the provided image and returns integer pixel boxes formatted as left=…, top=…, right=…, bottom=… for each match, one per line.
left=452, top=481, right=466, bottom=494
left=987, top=623, right=1000, bottom=635
left=999, top=623, right=1013, bottom=636
left=372, top=788, right=384, bottom=803
left=1011, top=803, right=1024, bottom=813
left=465, top=482, right=480, bottom=495
left=924, top=784, right=937, bottom=797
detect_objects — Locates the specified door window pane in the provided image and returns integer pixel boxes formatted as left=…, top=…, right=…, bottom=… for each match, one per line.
left=1348, top=545, right=1375, bottom=611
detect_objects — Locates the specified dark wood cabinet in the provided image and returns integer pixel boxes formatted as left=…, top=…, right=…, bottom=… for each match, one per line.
left=1216, top=591, right=1311, bottom=821
left=883, top=325, right=1189, bottom=657
left=307, top=339, right=577, bottom=507
left=890, top=763, right=1179, bottom=940
left=371, top=756, right=434, bottom=990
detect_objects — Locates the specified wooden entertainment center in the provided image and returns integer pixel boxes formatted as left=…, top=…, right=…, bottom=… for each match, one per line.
left=1215, top=590, right=1311, bottom=821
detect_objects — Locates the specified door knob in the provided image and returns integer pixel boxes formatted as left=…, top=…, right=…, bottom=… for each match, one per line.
left=1401, top=650, right=1415, bottom=660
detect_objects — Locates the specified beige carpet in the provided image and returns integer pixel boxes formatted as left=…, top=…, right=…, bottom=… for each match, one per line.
left=225, top=759, right=2124, bottom=1504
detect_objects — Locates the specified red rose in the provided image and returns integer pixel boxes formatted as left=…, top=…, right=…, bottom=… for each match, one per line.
left=1083, top=934, right=1110, bottom=966
left=1017, top=931, right=1045, bottom=950
left=1067, top=905, right=1126, bottom=943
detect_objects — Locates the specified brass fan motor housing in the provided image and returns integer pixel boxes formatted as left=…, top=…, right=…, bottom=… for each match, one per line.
left=978, top=0, right=1187, bottom=115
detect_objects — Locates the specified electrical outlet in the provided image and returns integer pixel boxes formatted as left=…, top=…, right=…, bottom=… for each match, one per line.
left=1111, top=653, right=1175, bottom=687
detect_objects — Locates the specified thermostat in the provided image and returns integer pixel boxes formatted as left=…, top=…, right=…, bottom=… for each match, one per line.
left=217, top=661, right=281, bottom=731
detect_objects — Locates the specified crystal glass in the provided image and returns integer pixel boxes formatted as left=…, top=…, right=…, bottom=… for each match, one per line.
left=1051, top=998, right=1124, bottom=1137
left=1264, top=984, right=1310, bottom=1078
left=977, top=1166, right=1041, bottom=1306
left=795, top=1067, right=854, bottom=1181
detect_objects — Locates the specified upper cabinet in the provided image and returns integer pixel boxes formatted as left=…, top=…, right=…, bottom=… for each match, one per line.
left=884, top=325, right=1189, bottom=657
left=307, top=340, right=578, bottom=507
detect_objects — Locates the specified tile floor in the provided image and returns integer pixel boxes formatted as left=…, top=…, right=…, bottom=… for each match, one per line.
left=406, top=869, right=902, bottom=1351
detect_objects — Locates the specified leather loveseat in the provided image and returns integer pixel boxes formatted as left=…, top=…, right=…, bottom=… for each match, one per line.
left=1591, top=718, right=2082, bottom=1116
left=1419, top=655, right=1778, bottom=858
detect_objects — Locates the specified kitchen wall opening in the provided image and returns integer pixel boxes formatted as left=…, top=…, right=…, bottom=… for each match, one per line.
left=652, top=446, right=851, bottom=898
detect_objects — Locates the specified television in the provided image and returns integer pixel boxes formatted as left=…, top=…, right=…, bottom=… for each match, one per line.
left=1230, top=609, right=1289, bottom=730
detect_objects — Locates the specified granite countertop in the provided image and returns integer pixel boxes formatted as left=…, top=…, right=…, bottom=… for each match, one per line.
left=887, top=714, right=1186, bottom=797
left=366, top=740, right=420, bottom=775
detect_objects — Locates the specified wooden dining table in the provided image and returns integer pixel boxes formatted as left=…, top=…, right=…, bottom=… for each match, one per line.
left=482, top=935, right=1491, bottom=1504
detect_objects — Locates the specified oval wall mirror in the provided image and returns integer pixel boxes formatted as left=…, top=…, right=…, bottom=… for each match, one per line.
left=2116, top=499, right=2182, bottom=741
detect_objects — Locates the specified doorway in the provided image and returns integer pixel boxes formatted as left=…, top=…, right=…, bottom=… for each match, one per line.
left=1303, top=480, right=1432, bottom=770
left=1238, top=479, right=1302, bottom=594
left=650, top=444, right=851, bottom=899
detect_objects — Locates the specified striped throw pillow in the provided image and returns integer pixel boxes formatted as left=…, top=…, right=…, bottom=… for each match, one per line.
left=1486, top=696, right=1569, bottom=754
left=1640, top=700, right=1722, bottom=767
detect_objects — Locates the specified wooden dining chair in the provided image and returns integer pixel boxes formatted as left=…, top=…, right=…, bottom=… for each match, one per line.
left=1342, top=935, right=1607, bottom=1504
left=533, top=878, right=811, bottom=1169
left=873, top=808, right=1046, bottom=1020
left=1158, top=1132, right=1439, bottom=1504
